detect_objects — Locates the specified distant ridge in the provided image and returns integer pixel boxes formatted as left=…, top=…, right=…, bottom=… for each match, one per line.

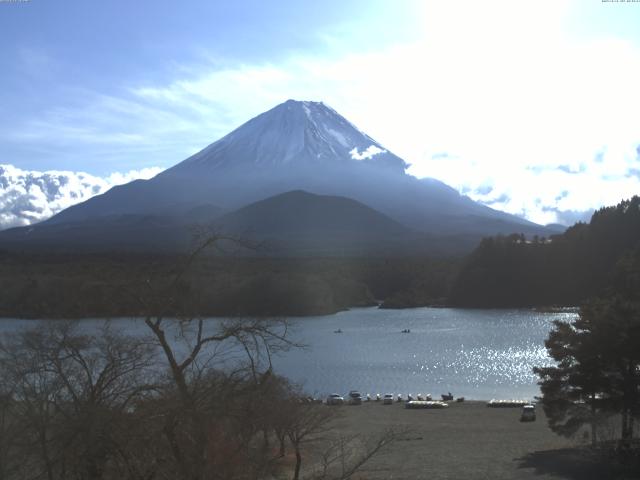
left=215, top=190, right=410, bottom=237
left=212, top=190, right=420, bottom=254
left=0, top=190, right=418, bottom=255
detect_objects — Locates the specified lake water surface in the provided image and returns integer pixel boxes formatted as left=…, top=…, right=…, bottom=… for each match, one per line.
left=270, top=307, right=577, bottom=401
left=0, top=307, right=577, bottom=401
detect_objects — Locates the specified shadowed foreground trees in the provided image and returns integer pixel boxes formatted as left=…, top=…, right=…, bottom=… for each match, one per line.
left=0, top=319, right=400, bottom=480
left=535, top=294, right=640, bottom=448
left=0, top=235, right=401, bottom=480
left=0, top=322, right=157, bottom=480
left=535, top=244, right=640, bottom=447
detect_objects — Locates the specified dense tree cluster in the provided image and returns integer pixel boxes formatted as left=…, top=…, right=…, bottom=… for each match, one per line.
left=535, top=247, right=640, bottom=455
left=0, top=254, right=458, bottom=319
left=0, top=237, right=401, bottom=480
left=534, top=298, right=640, bottom=443
left=451, top=196, right=640, bottom=307
left=0, top=320, right=347, bottom=480
left=0, top=323, right=158, bottom=480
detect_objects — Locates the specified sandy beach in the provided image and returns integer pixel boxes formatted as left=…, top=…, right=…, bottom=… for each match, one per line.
left=295, top=400, right=634, bottom=480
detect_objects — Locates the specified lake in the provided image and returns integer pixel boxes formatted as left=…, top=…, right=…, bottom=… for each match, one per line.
left=0, top=307, right=576, bottom=401
left=269, top=307, right=578, bottom=401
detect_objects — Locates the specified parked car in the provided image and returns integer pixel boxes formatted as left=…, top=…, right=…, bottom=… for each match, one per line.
left=383, top=394, right=394, bottom=405
left=348, top=390, right=362, bottom=405
left=520, top=404, right=536, bottom=422
left=326, top=394, right=344, bottom=405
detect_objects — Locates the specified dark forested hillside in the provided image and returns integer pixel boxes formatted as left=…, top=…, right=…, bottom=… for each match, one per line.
left=450, top=196, right=640, bottom=307
left=0, top=253, right=458, bottom=318
left=3, top=196, right=638, bottom=317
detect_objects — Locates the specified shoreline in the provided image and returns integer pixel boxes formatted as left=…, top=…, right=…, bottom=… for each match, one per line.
left=0, top=303, right=581, bottom=321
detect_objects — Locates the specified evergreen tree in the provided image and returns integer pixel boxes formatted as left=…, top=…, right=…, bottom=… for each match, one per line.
left=452, top=196, right=640, bottom=308
left=535, top=287, right=640, bottom=444
left=534, top=304, right=612, bottom=445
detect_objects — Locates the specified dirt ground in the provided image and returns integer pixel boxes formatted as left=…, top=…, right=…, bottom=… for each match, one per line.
left=298, top=401, right=637, bottom=480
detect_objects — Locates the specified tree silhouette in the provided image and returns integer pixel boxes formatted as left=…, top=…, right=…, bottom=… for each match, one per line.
left=535, top=265, right=640, bottom=445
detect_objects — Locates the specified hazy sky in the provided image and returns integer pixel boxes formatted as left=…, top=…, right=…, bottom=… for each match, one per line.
left=1, top=0, right=639, bottom=225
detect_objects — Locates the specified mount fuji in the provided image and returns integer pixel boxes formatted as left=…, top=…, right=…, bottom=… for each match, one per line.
left=0, top=100, right=552, bottom=254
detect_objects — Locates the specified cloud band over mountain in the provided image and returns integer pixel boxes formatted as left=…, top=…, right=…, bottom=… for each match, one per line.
left=0, top=164, right=163, bottom=230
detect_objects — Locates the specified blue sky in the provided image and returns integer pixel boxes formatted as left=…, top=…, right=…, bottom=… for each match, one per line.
left=0, top=0, right=419, bottom=171
left=1, top=0, right=640, bottom=226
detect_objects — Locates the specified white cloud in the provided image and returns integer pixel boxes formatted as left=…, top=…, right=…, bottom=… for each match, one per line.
left=0, top=164, right=163, bottom=230
left=430, top=142, right=640, bottom=225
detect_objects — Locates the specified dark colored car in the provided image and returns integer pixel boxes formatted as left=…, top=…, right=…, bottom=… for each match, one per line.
left=348, top=390, right=362, bottom=405
left=520, top=404, right=536, bottom=421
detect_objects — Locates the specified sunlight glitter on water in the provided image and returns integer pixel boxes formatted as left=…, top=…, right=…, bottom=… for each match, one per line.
left=0, top=307, right=576, bottom=401
left=271, top=307, right=576, bottom=401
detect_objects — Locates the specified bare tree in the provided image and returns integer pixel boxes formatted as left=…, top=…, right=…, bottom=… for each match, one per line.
left=0, top=382, right=22, bottom=480
left=130, top=233, right=299, bottom=480
left=129, top=233, right=407, bottom=480
left=274, top=395, right=407, bottom=480
left=285, top=401, right=336, bottom=480
left=0, top=321, right=157, bottom=480
left=312, top=427, right=407, bottom=480
left=0, top=233, right=404, bottom=480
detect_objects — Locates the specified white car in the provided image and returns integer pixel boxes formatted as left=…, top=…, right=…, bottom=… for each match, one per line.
left=326, top=394, right=344, bottom=405
left=383, top=394, right=394, bottom=405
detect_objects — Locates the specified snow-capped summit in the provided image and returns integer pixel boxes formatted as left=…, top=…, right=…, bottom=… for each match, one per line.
left=34, top=99, right=551, bottom=243
left=167, top=99, right=407, bottom=174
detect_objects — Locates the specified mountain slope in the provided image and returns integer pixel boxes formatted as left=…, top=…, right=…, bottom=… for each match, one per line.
left=0, top=214, right=190, bottom=252
left=170, top=99, right=407, bottom=173
left=0, top=191, right=421, bottom=255
left=0, top=204, right=225, bottom=253
left=216, top=190, right=410, bottom=236
left=1, top=99, right=553, bottom=254
left=45, top=100, right=544, bottom=234
left=213, top=190, right=419, bottom=254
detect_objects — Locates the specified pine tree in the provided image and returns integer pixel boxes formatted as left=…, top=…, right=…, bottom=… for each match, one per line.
left=535, top=289, right=640, bottom=444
